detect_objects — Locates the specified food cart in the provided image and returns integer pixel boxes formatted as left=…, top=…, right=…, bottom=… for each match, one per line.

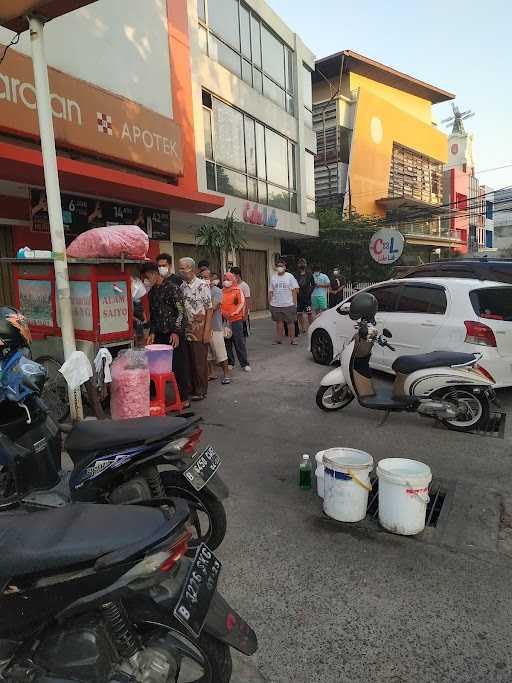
left=7, top=256, right=146, bottom=363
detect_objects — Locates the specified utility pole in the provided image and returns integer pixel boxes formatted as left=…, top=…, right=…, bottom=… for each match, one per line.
left=28, top=14, right=83, bottom=419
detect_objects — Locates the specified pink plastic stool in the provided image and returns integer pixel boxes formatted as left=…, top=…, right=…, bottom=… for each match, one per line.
left=149, top=372, right=183, bottom=415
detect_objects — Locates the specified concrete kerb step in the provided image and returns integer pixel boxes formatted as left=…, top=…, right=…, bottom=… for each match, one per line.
left=232, top=652, right=269, bottom=682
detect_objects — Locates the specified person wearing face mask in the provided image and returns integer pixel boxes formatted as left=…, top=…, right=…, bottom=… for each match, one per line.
left=269, top=258, right=299, bottom=345
left=140, top=262, right=191, bottom=408
left=156, top=253, right=183, bottom=286
left=201, top=269, right=231, bottom=385
left=221, top=272, right=251, bottom=372
left=178, top=257, right=213, bottom=401
left=329, top=267, right=344, bottom=307
left=295, top=258, right=315, bottom=333
left=311, top=264, right=330, bottom=317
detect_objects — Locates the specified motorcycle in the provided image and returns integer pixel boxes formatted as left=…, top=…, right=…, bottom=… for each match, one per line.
left=0, top=349, right=228, bottom=552
left=316, top=292, right=497, bottom=432
left=0, top=496, right=257, bottom=682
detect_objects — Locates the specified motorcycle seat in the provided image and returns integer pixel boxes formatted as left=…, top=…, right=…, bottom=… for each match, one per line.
left=0, top=503, right=175, bottom=580
left=66, top=415, right=198, bottom=462
left=392, top=351, right=477, bottom=375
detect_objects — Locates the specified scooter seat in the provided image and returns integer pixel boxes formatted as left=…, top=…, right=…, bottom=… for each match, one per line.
left=0, top=503, right=176, bottom=580
left=392, top=351, right=477, bottom=375
left=66, top=415, right=197, bottom=463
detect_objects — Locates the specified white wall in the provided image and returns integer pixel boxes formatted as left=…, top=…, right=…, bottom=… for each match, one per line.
left=0, top=0, right=172, bottom=117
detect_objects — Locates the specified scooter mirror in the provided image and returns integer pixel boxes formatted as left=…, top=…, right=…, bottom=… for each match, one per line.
left=383, top=328, right=392, bottom=339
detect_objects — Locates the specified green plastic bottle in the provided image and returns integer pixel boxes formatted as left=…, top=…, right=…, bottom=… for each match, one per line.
left=299, top=454, right=312, bottom=490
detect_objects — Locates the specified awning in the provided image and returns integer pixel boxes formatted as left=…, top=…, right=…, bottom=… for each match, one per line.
left=0, top=140, right=224, bottom=214
left=375, top=196, right=452, bottom=215
left=1, top=1, right=97, bottom=32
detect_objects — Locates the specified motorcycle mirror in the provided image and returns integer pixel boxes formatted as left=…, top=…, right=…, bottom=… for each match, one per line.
left=383, top=328, right=392, bottom=339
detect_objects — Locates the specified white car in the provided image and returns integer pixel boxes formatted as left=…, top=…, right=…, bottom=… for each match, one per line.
left=308, top=277, right=512, bottom=388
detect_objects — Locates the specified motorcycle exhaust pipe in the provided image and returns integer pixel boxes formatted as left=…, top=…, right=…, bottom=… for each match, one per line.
left=417, top=400, right=461, bottom=420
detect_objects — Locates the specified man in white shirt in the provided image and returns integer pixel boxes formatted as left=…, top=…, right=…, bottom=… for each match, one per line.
left=268, top=258, right=299, bottom=345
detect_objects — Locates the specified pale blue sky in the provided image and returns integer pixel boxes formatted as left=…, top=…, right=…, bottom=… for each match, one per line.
left=269, top=0, right=511, bottom=191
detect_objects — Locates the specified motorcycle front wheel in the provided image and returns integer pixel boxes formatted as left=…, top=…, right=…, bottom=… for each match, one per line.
left=316, top=384, right=354, bottom=411
left=160, top=471, right=227, bottom=553
left=439, top=388, right=490, bottom=432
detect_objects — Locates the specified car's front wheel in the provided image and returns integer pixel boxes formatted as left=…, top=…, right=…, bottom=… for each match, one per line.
left=311, top=329, right=333, bottom=365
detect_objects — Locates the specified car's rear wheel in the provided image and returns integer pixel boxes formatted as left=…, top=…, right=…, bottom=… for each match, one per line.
left=311, top=329, right=333, bottom=365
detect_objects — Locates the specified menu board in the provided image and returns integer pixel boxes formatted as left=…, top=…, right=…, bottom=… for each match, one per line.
left=30, top=189, right=170, bottom=240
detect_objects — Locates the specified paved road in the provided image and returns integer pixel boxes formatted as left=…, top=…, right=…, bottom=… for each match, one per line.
left=196, top=318, right=512, bottom=683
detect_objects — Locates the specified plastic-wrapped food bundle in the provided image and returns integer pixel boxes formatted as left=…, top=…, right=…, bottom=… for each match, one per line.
left=66, top=225, right=149, bottom=259
left=110, top=349, right=150, bottom=419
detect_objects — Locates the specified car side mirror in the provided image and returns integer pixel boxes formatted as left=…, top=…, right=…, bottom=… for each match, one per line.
left=337, top=304, right=350, bottom=315
left=383, top=328, right=392, bottom=339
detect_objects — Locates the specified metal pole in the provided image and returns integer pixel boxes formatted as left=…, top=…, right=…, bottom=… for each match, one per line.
left=28, top=15, right=83, bottom=420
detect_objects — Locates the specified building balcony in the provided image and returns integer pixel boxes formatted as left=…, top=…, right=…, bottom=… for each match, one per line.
left=400, top=219, right=465, bottom=248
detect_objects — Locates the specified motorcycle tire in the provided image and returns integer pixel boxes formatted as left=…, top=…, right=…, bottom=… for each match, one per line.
left=159, top=471, right=227, bottom=553
left=438, top=388, right=490, bottom=433
left=316, top=384, right=354, bottom=412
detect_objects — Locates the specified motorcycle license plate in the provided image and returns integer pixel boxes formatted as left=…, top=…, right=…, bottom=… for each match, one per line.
left=173, top=544, right=221, bottom=637
left=183, top=446, right=221, bottom=491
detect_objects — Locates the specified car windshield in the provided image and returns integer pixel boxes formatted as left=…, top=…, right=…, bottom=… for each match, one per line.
left=470, top=287, right=512, bottom=321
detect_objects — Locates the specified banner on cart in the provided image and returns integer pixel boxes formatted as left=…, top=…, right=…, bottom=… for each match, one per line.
left=30, top=189, right=171, bottom=240
left=55, top=281, right=93, bottom=332
left=18, top=279, right=53, bottom=327
left=98, top=281, right=129, bottom=335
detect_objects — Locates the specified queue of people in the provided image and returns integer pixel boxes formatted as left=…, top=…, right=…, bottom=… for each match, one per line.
left=137, top=254, right=251, bottom=409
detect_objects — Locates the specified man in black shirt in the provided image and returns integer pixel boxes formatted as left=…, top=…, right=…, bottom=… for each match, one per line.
left=141, top=262, right=191, bottom=407
left=295, top=258, right=315, bottom=333
left=156, top=252, right=183, bottom=286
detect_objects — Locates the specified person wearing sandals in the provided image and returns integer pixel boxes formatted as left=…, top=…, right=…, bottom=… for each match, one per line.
left=269, top=258, right=299, bottom=345
left=221, top=272, right=251, bottom=372
left=200, top=269, right=231, bottom=385
left=179, top=257, right=213, bottom=402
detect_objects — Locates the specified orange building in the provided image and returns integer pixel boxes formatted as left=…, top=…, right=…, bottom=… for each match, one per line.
left=312, top=50, right=461, bottom=258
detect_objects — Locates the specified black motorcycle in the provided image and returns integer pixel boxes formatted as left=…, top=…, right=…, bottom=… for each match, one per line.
left=0, top=350, right=227, bottom=552
left=0, top=498, right=257, bottom=682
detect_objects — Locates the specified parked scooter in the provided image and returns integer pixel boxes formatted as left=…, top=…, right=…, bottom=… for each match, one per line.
left=0, top=498, right=257, bottom=682
left=316, top=292, right=497, bottom=432
left=0, top=307, right=227, bottom=551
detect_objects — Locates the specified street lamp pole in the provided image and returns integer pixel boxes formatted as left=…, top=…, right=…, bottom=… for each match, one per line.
left=28, top=14, right=83, bottom=419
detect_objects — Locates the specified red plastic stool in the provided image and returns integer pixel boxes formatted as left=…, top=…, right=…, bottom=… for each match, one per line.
left=149, top=372, right=183, bottom=415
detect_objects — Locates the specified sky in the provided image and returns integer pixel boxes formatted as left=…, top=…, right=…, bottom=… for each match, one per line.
left=269, top=0, right=512, bottom=192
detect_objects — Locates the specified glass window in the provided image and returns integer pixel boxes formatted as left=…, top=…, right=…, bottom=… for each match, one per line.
left=240, top=4, right=251, bottom=58
left=288, top=143, right=296, bottom=190
left=206, top=161, right=216, bottom=191
left=255, top=122, right=266, bottom=179
left=198, top=25, right=208, bottom=54
left=265, top=129, right=288, bottom=188
left=209, top=34, right=241, bottom=77
left=198, top=0, right=206, bottom=21
left=203, top=109, right=213, bottom=160
left=247, top=177, right=258, bottom=201
left=290, top=192, right=297, bottom=213
left=252, top=67, right=263, bottom=93
left=244, top=118, right=256, bottom=176
left=263, top=75, right=285, bottom=109
left=396, top=285, right=447, bottom=315
left=258, top=181, right=267, bottom=204
left=216, top=165, right=247, bottom=198
left=368, top=285, right=400, bottom=313
left=306, top=198, right=316, bottom=218
left=212, top=99, right=245, bottom=171
left=242, top=59, right=252, bottom=85
left=302, top=65, right=313, bottom=111
left=305, top=150, right=315, bottom=199
left=250, top=15, right=261, bottom=67
left=208, top=0, right=240, bottom=48
left=286, top=94, right=294, bottom=116
left=303, top=107, right=312, bottom=128
left=261, top=25, right=285, bottom=87
left=268, top=185, right=290, bottom=211
left=285, top=49, right=294, bottom=93
left=470, top=288, right=512, bottom=321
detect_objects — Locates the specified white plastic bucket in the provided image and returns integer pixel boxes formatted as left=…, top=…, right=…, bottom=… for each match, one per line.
left=323, top=448, right=373, bottom=522
left=377, top=458, right=432, bottom=536
left=315, top=451, right=325, bottom=498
